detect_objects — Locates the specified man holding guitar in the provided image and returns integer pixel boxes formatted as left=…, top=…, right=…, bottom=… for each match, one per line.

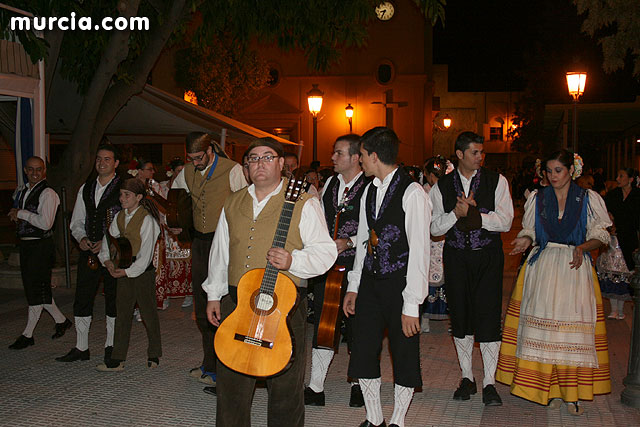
left=57, top=144, right=122, bottom=363
left=170, top=132, right=247, bottom=388
left=305, top=134, right=368, bottom=408
left=343, top=127, right=431, bottom=427
left=204, top=138, right=337, bottom=427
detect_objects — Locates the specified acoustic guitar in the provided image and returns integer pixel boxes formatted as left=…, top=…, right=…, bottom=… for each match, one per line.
left=214, top=178, right=306, bottom=377
left=316, top=207, right=348, bottom=350
left=146, top=179, right=193, bottom=242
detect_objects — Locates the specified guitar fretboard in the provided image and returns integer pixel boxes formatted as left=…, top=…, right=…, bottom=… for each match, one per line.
left=260, top=201, right=295, bottom=296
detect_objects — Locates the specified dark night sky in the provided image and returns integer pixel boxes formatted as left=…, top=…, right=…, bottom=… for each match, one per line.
left=433, top=0, right=640, bottom=103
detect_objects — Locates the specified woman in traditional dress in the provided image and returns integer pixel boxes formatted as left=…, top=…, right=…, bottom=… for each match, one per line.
left=153, top=157, right=193, bottom=310
left=421, top=155, right=452, bottom=333
left=599, top=168, right=640, bottom=319
left=496, top=150, right=612, bottom=415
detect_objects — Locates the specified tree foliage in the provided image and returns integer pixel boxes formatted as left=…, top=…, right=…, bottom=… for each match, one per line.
left=574, top=0, right=640, bottom=77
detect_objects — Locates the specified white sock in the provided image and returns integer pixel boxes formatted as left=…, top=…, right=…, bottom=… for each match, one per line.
left=389, top=384, right=414, bottom=427
left=360, top=378, right=384, bottom=426
left=454, top=335, right=474, bottom=381
left=309, top=348, right=334, bottom=392
left=22, top=305, right=43, bottom=338
left=43, top=298, right=66, bottom=323
left=75, top=316, right=91, bottom=351
left=480, top=341, right=501, bottom=388
left=105, top=316, right=116, bottom=347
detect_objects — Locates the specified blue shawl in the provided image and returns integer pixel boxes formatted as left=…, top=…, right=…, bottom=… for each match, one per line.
left=529, top=182, right=588, bottom=265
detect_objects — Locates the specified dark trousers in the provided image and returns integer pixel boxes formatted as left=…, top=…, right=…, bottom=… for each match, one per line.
left=73, top=251, right=117, bottom=317
left=192, top=234, right=217, bottom=373
left=19, top=237, right=55, bottom=306
left=112, top=269, right=162, bottom=360
left=443, top=246, right=503, bottom=342
left=348, top=273, right=422, bottom=388
left=216, top=290, right=307, bottom=427
left=311, top=272, right=353, bottom=352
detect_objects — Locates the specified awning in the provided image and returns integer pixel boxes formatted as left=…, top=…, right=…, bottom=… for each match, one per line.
left=48, top=83, right=299, bottom=147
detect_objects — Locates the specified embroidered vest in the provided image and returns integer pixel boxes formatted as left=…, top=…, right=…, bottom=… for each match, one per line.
left=225, top=180, right=308, bottom=288
left=363, top=168, right=413, bottom=279
left=184, top=156, right=237, bottom=233
left=116, top=207, right=149, bottom=257
left=439, top=167, right=502, bottom=250
left=82, top=175, right=122, bottom=242
left=322, top=173, right=369, bottom=270
left=17, top=180, right=54, bottom=238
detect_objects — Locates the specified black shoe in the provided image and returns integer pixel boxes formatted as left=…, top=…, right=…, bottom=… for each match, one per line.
left=349, top=384, right=365, bottom=407
left=52, top=319, right=72, bottom=339
left=55, top=347, right=90, bottom=362
left=482, top=384, right=503, bottom=406
left=147, top=357, right=159, bottom=368
left=358, top=421, right=386, bottom=427
left=203, top=386, right=217, bottom=396
left=304, top=386, right=325, bottom=406
left=453, top=378, right=477, bottom=400
left=9, top=335, right=34, bottom=350
left=104, top=346, right=113, bottom=364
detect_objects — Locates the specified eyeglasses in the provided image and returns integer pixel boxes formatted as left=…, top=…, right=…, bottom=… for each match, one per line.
left=247, top=154, right=279, bottom=164
left=187, top=153, right=206, bottom=162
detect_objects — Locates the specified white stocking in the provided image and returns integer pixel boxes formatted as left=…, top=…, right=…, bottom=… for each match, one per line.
left=360, top=378, right=384, bottom=426
left=75, top=316, right=91, bottom=351
left=389, top=384, right=414, bottom=427
left=105, top=316, right=116, bottom=347
left=480, top=341, right=501, bottom=388
left=454, top=335, right=474, bottom=380
left=22, top=305, right=43, bottom=338
left=43, top=298, right=66, bottom=323
left=309, top=348, right=334, bottom=392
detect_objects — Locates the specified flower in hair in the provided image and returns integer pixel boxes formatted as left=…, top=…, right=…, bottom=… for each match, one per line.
left=572, top=153, right=583, bottom=180
left=127, top=169, right=138, bottom=177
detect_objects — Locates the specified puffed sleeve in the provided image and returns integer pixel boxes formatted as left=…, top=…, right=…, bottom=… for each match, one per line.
left=586, top=189, right=612, bottom=245
left=517, top=190, right=537, bottom=242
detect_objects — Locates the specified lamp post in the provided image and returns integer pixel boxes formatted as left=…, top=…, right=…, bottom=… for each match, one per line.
left=307, top=84, right=324, bottom=162
left=345, top=104, right=354, bottom=132
left=566, top=71, right=587, bottom=153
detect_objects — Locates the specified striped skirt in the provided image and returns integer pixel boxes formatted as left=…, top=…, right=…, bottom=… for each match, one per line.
left=496, top=263, right=611, bottom=405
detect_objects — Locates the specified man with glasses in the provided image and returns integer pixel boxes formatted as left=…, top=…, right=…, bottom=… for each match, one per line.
left=8, top=156, right=71, bottom=350
left=171, top=132, right=246, bottom=390
left=204, top=137, right=337, bottom=426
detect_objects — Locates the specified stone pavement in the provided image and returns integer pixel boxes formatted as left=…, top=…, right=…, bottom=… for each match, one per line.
left=2, top=209, right=640, bottom=426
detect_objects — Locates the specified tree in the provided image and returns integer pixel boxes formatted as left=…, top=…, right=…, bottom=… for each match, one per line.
left=1, top=0, right=445, bottom=260
left=574, top=0, right=640, bottom=77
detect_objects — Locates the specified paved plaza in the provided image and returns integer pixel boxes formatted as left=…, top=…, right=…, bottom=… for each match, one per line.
left=2, top=210, right=640, bottom=426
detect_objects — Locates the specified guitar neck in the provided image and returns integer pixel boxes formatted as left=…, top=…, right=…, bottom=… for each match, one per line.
left=261, top=201, right=295, bottom=295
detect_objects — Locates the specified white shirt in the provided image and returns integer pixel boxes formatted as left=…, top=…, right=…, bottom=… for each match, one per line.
left=15, top=181, right=60, bottom=237
left=70, top=175, right=117, bottom=243
left=430, top=169, right=513, bottom=236
left=319, top=172, right=364, bottom=246
left=347, top=168, right=431, bottom=317
left=202, top=178, right=338, bottom=301
left=171, top=160, right=247, bottom=193
left=98, top=206, right=161, bottom=278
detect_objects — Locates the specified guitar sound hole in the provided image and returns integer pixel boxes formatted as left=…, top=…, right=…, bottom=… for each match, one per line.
left=250, top=290, right=278, bottom=315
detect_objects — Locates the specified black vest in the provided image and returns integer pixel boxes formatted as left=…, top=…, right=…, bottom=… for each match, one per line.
left=363, top=168, right=413, bottom=279
left=322, top=173, right=369, bottom=270
left=82, top=175, right=122, bottom=242
left=439, top=167, right=502, bottom=250
left=17, top=180, right=54, bottom=238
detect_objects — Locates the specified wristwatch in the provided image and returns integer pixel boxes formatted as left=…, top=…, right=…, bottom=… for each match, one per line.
left=346, top=239, right=354, bottom=249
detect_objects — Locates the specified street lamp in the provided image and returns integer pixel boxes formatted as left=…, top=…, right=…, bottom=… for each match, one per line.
left=345, top=104, right=354, bottom=132
left=566, top=71, right=587, bottom=152
left=307, top=84, right=324, bottom=162
left=442, top=114, right=452, bottom=129
left=433, top=113, right=452, bottom=131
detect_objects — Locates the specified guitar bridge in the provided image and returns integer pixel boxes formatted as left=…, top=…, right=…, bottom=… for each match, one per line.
left=234, top=333, right=273, bottom=349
